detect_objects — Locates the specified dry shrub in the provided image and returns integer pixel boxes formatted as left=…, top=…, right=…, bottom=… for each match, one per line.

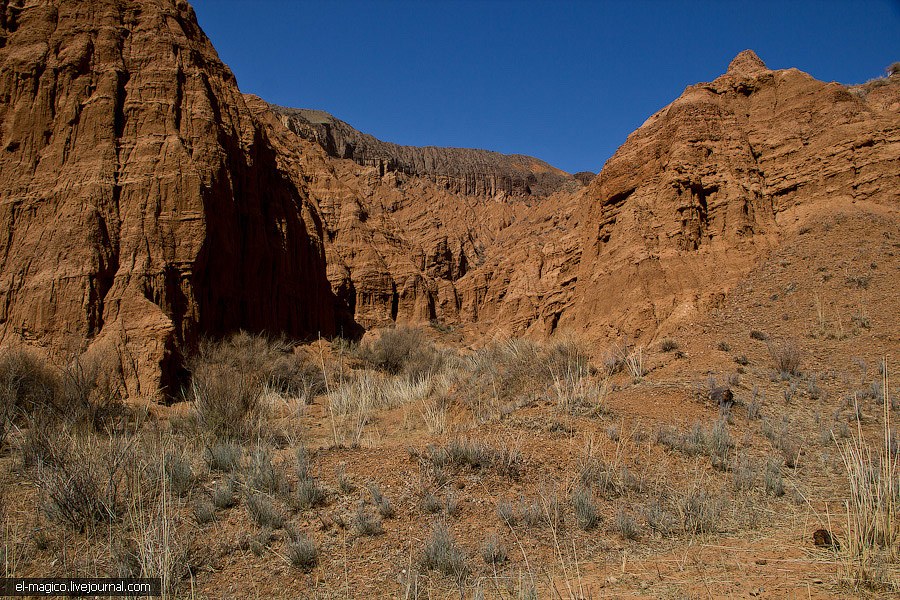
left=368, top=483, right=395, bottom=518
left=768, top=340, right=803, bottom=378
left=481, top=534, right=507, bottom=564
left=550, top=357, right=607, bottom=415
left=655, top=419, right=732, bottom=468
left=34, top=431, right=131, bottom=531
left=58, top=354, right=129, bottom=433
left=355, top=327, right=446, bottom=380
left=247, top=493, right=285, bottom=529
left=660, top=339, right=679, bottom=352
left=188, top=333, right=271, bottom=440
left=642, top=495, right=677, bottom=535
left=266, top=354, right=327, bottom=402
left=421, top=522, right=468, bottom=583
left=579, top=458, right=645, bottom=499
left=126, top=471, right=189, bottom=596
left=296, top=478, right=326, bottom=510
left=603, top=341, right=647, bottom=381
left=325, top=371, right=381, bottom=446
left=285, top=529, right=318, bottom=571
left=206, top=442, right=242, bottom=472
left=0, top=348, right=129, bottom=442
left=465, top=338, right=593, bottom=420
left=353, top=504, right=383, bottom=536
left=677, top=483, right=725, bottom=534
left=424, top=438, right=523, bottom=479
left=764, top=459, right=784, bottom=497
left=247, top=447, right=283, bottom=494
left=0, top=349, right=59, bottom=433
left=187, top=332, right=323, bottom=440
left=571, top=486, right=599, bottom=530
left=164, top=452, right=194, bottom=498
left=615, top=506, right=639, bottom=539
left=326, top=368, right=454, bottom=446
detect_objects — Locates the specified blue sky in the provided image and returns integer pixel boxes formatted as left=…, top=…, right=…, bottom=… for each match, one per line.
left=190, top=0, right=899, bottom=174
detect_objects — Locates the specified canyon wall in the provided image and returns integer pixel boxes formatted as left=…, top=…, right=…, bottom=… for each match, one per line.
left=271, top=105, right=579, bottom=198
left=565, top=51, right=899, bottom=338
left=0, top=0, right=336, bottom=396
left=1, top=0, right=897, bottom=399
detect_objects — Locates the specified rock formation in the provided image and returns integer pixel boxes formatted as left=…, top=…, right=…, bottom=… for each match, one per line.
left=1, top=0, right=898, bottom=402
left=270, top=105, right=579, bottom=197
left=261, top=50, right=898, bottom=343
left=253, top=96, right=583, bottom=337
left=564, top=50, right=899, bottom=339
left=0, top=0, right=336, bottom=396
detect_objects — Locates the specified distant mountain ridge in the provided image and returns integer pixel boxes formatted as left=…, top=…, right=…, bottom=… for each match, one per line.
left=269, top=104, right=579, bottom=197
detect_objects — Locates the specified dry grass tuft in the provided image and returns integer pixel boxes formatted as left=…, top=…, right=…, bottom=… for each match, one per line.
left=768, top=340, right=803, bottom=378
left=835, top=364, right=899, bottom=591
left=421, top=522, right=468, bottom=583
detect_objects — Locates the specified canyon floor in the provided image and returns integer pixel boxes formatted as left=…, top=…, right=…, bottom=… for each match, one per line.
left=1, top=201, right=897, bottom=599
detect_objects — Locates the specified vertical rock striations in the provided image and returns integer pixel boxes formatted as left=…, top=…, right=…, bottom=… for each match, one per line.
left=0, top=0, right=335, bottom=396
left=2, top=0, right=898, bottom=403
left=270, top=105, right=579, bottom=197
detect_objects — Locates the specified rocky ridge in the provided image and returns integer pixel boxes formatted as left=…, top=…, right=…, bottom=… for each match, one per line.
left=563, top=50, right=900, bottom=338
left=270, top=104, right=578, bottom=197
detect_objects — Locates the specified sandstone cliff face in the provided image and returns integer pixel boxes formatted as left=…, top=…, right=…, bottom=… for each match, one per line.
left=252, top=97, right=582, bottom=338
left=0, top=0, right=335, bottom=396
left=259, top=52, right=899, bottom=345
left=566, top=51, right=900, bottom=339
left=3, top=0, right=898, bottom=402
left=270, top=105, right=579, bottom=198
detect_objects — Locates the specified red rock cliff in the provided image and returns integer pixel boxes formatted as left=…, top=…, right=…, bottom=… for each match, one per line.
left=0, top=0, right=336, bottom=396
left=565, top=51, right=899, bottom=339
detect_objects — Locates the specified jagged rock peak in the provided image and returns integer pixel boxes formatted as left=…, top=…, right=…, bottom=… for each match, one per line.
left=727, top=50, right=768, bottom=76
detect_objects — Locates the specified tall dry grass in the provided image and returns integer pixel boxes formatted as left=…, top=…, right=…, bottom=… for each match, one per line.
left=835, top=359, right=899, bottom=591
